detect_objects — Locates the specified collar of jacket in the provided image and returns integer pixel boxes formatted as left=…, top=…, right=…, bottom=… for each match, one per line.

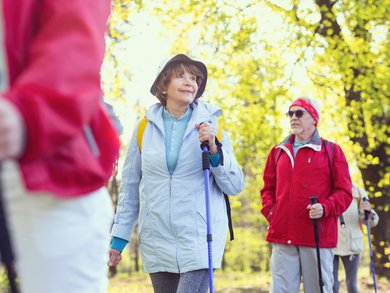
left=278, top=128, right=322, bottom=152
left=145, top=102, right=222, bottom=133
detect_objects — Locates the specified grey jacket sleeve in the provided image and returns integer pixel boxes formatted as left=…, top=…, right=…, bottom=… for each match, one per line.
left=111, top=123, right=142, bottom=241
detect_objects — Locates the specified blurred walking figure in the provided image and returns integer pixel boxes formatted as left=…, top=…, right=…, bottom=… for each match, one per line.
left=108, top=54, right=244, bottom=293
left=260, top=97, right=352, bottom=293
left=0, top=1, right=119, bottom=292
left=333, top=184, right=379, bottom=293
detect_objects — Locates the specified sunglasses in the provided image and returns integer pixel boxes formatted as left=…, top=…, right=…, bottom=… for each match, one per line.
left=286, top=110, right=307, bottom=118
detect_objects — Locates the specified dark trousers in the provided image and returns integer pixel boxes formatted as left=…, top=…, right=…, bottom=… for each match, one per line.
left=149, top=269, right=209, bottom=293
left=333, top=254, right=359, bottom=293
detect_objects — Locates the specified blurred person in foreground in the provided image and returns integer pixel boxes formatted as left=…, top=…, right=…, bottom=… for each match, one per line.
left=260, top=96, right=352, bottom=293
left=0, top=0, right=119, bottom=292
left=333, top=184, right=379, bottom=293
left=108, top=54, right=244, bottom=293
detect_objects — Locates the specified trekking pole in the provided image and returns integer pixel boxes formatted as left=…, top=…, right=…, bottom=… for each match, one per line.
left=310, top=196, right=324, bottom=293
left=200, top=139, right=214, bottom=293
left=0, top=165, right=19, bottom=293
left=363, top=198, right=377, bottom=293
left=339, top=214, right=346, bottom=228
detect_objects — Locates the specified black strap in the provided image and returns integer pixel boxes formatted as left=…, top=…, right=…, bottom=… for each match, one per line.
left=0, top=166, right=19, bottom=293
left=216, top=136, right=232, bottom=240
left=323, top=139, right=334, bottom=181
left=324, top=140, right=345, bottom=227
left=224, top=193, right=234, bottom=241
left=215, top=136, right=224, bottom=166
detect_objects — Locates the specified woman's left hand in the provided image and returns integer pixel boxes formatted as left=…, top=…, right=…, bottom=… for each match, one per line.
left=360, top=200, right=371, bottom=212
left=196, top=122, right=218, bottom=154
left=107, top=248, right=122, bottom=267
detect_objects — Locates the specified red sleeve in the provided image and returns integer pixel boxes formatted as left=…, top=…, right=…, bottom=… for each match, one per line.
left=3, top=0, right=111, bottom=160
left=260, top=147, right=277, bottom=221
left=321, top=143, right=353, bottom=217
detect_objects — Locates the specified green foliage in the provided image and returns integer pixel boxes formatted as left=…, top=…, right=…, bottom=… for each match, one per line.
left=108, top=0, right=390, bottom=278
left=223, top=227, right=270, bottom=273
left=0, top=268, right=9, bottom=292
left=108, top=266, right=390, bottom=292
left=103, top=0, right=144, bottom=105
left=259, top=0, right=389, bottom=277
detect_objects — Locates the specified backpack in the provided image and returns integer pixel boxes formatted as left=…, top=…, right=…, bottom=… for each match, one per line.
left=323, top=140, right=349, bottom=227
left=323, top=139, right=335, bottom=179
left=136, top=117, right=235, bottom=241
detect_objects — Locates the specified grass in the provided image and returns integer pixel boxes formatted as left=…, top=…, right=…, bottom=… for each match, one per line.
left=108, top=271, right=270, bottom=293
left=2, top=259, right=388, bottom=292
left=108, top=247, right=389, bottom=292
left=108, top=267, right=389, bottom=293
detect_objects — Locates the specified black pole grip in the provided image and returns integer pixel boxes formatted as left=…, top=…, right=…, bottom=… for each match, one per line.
left=310, top=195, right=324, bottom=292
left=362, top=197, right=371, bottom=221
left=0, top=197, right=14, bottom=268
left=202, top=150, right=210, bottom=170
left=339, top=214, right=346, bottom=228
left=0, top=165, right=19, bottom=293
left=309, top=196, right=320, bottom=244
left=200, top=141, right=210, bottom=151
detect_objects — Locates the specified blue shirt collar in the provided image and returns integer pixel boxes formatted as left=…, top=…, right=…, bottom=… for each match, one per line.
left=163, top=106, right=192, bottom=121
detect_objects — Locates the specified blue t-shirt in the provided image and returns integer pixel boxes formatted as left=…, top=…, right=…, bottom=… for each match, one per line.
left=293, top=137, right=312, bottom=157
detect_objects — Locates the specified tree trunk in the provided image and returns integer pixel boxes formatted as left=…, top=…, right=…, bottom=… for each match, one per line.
left=314, top=0, right=390, bottom=279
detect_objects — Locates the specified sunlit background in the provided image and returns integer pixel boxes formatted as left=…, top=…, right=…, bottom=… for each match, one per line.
left=101, top=1, right=389, bottom=291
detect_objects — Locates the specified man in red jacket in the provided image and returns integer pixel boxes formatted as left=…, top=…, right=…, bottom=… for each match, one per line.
left=261, top=97, right=352, bottom=293
left=0, top=0, right=119, bottom=292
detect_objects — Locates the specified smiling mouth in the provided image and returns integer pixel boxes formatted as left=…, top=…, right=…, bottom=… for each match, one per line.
left=180, top=90, right=194, bottom=94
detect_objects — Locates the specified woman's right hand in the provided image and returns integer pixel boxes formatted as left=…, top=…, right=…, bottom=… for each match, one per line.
left=360, top=200, right=371, bottom=213
left=195, top=122, right=218, bottom=154
left=108, top=248, right=122, bottom=267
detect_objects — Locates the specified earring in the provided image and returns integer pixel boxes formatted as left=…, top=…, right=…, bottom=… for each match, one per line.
left=163, top=91, right=167, bottom=95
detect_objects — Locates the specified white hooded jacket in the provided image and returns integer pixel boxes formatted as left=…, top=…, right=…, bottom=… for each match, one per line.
left=334, top=185, right=379, bottom=256
left=111, top=101, right=244, bottom=273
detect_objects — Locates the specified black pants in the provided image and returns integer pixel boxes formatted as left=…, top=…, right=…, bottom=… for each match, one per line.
left=149, top=269, right=209, bottom=293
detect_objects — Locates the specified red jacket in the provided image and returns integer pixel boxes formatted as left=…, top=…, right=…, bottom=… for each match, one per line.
left=260, top=130, right=352, bottom=248
left=1, top=0, right=119, bottom=197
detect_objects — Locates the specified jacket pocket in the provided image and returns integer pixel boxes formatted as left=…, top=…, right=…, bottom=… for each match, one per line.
left=349, top=230, right=364, bottom=253
left=138, top=210, right=151, bottom=241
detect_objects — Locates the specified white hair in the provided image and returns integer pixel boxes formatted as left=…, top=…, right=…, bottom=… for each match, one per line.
left=298, top=96, right=321, bottom=118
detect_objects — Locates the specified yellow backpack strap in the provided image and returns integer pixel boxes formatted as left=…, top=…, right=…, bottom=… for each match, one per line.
left=136, top=117, right=148, bottom=152
left=216, top=122, right=223, bottom=142
left=138, top=117, right=221, bottom=151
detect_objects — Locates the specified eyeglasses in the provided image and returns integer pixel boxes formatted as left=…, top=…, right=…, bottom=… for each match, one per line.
left=286, top=110, right=307, bottom=118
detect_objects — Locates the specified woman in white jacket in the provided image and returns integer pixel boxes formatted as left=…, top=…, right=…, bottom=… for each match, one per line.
left=108, top=54, right=244, bottom=293
left=333, top=184, right=379, bottom=293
